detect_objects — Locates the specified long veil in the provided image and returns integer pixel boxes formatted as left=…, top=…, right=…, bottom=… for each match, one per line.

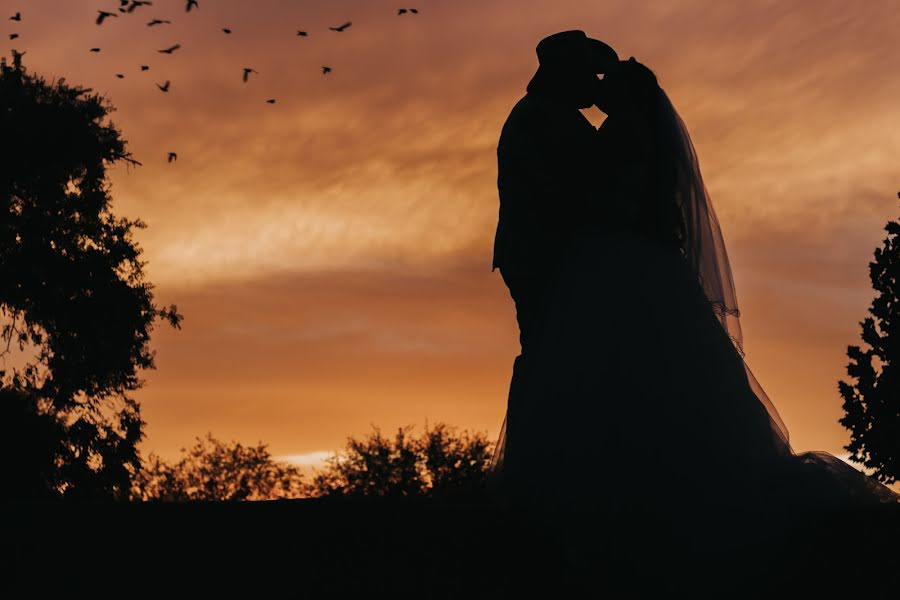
left=656, top=88, right=793, bottom=452
left=655, top=89, right=898, bottom=505
left=487, top=83, right=899, bottom=507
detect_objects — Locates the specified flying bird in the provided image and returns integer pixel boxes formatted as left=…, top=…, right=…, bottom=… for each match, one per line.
left=397, top=8, right=419, bottom=15
left=329, top=21, right=351, bottom=32
left=265, top=99, right=276, bottom=104
left=222, top=28, right=231, bottom=34
left=115, top=73, right=125, bottom=79
left=167, top=152, right=177, bottom=163
left=242, top=67, right=257, bottom=83
left=186, top=0, right=199, bottom=12
left=322, top=65, right=331, bottom=74
left=140, top=65, right=149, bottom=71
left=156, top=80, right=170, bottom=92
left=9, top=12, right=21, bottom=21
left=90, top=48, right=101, bottom=53
left=9, top=33, right=18, bottom=40
left=296, top=30, right=307, bottom=37
left=96, top=10, right=118, bottom=25
left=158, top=44, right=181, bottom=54
left=11, top=48, right=25, bottom=67
left=126, top=1, right=153, bottom=12
left=147, top=19, right=170, bottom=26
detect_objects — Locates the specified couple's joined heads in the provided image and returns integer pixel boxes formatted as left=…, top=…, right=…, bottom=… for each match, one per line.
left=533, top=30, right=659, bottom=114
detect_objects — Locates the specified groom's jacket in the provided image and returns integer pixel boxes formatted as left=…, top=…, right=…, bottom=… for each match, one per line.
left=492, top=92, right=607, bottom=276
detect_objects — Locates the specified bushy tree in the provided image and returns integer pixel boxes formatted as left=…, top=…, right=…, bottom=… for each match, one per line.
left=838, top=192, right=900, bottom=485
left=131, top=434, right=306, bottom=501
left=0, top=58, right=182, bottom=499
left=308, top=421, right=495, bottom=500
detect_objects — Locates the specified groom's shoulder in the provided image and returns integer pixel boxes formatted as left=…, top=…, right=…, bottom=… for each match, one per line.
left=509, top=93, right=546, bottom=120
left=503, top=95, right=530, bottom=123
left=501, top=94, right=546, bottom=137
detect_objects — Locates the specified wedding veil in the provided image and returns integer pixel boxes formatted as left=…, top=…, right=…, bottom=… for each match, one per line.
left=656, top=87, right=792, bottom=451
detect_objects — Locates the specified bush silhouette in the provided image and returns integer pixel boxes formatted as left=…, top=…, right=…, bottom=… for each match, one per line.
left=308, top=421, right=495, bottom=500
left=132, top=433, right=305, bottom=501
left=839, top=192, right=900, bottom=485
left=0, top=59, right=182, bottom=500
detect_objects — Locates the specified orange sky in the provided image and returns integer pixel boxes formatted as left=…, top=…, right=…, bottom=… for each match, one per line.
left=6, top=0, right=900, bottom=479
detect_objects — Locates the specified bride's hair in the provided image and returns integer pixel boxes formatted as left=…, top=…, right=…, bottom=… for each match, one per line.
left=614, top=57, right=661, bottom=111
left=618, top=59, right=746, bottom=350
left=611, top=58, right=686, bottom=249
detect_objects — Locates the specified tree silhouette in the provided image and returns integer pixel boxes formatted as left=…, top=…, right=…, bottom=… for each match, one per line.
left=131, top=433, right=305, bottom=501
left=308, top=421, right=495, bottom=500
left=0, top=58, right=182, bottom=500
left=838, top=192, right=900, bottom=485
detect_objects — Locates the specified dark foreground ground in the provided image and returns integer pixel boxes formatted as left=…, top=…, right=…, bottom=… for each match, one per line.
left=4, top=497, right=899, bottom=598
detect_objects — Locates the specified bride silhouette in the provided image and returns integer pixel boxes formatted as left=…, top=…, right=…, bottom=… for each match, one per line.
left=488, top=31, right=899, bottom=592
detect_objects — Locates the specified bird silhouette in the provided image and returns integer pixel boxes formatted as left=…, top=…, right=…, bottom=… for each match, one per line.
left=11, top=49, right=25, bottom=68
left=265, top=98, right=276, bottom=104
left=296, top=30, right=308, bottom=37
left=158, top=44, right=181, bottom=54
left=186, top=0, right=199, bottom=12
left=9, top=33, right=18, bottom=40
left=90, top=48, right=101, bottom=53
left=115, top=73, right=125, bottom=79
left=126, top=1, right=153, bottom=12
left=96, top=10, right=118, bottom=25
left=329, top=21, right=351, bottom=32
left=140, top=65, right=149, bottom=71
left=9, top=12, right=21, bottom=21
left=147, top=19, right=170, bottom=26
left=167, top=152, right=177, bottom=163
left=242, top=67, right=258, bottom=83
left=156, top=80, right=170, bottom=92
left=397, top=8, right=419, bottom=15
left=222, top=28, right=231, bottom=34
left=322, top=65, right=332, bottom=74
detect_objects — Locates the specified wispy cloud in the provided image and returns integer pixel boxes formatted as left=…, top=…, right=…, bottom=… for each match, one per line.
left=13, top=0, right=900, bottom=461
left=276, top=451, right=335, bottom=468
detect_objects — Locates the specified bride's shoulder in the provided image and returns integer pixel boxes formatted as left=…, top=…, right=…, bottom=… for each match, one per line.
left=602, top=112, right=652, bottom=137
left=599, top=113, right=653, bottom=157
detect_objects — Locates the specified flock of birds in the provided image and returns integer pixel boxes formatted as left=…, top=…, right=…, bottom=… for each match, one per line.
left=6, top=1, right=421, bottom=164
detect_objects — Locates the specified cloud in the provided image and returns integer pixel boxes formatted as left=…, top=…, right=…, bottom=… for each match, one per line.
left=275, top=451, right=335, bottom=467
left=14, top=0, right=900, bottom=462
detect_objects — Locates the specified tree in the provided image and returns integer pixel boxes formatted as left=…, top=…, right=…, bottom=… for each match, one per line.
left=0, top=58, right=182, bottom=500
left=131, top=434, right=305, bottom=501
left=307, top=421, right=495, bottom=500
left=838, top=192, right=900, bottom=485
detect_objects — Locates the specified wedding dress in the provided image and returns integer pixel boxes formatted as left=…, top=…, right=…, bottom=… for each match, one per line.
left=486, top=72, right=899, bottom=576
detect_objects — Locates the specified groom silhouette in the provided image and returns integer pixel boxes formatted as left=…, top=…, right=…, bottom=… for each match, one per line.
left=493, top=30, right=618, bottom=358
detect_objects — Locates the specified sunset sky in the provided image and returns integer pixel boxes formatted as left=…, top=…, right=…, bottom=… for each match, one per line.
left=5, top=0, right=900, bottom=479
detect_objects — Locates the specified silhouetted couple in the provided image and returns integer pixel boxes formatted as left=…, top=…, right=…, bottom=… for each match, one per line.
left=486, top=29, right=899, bottom=593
